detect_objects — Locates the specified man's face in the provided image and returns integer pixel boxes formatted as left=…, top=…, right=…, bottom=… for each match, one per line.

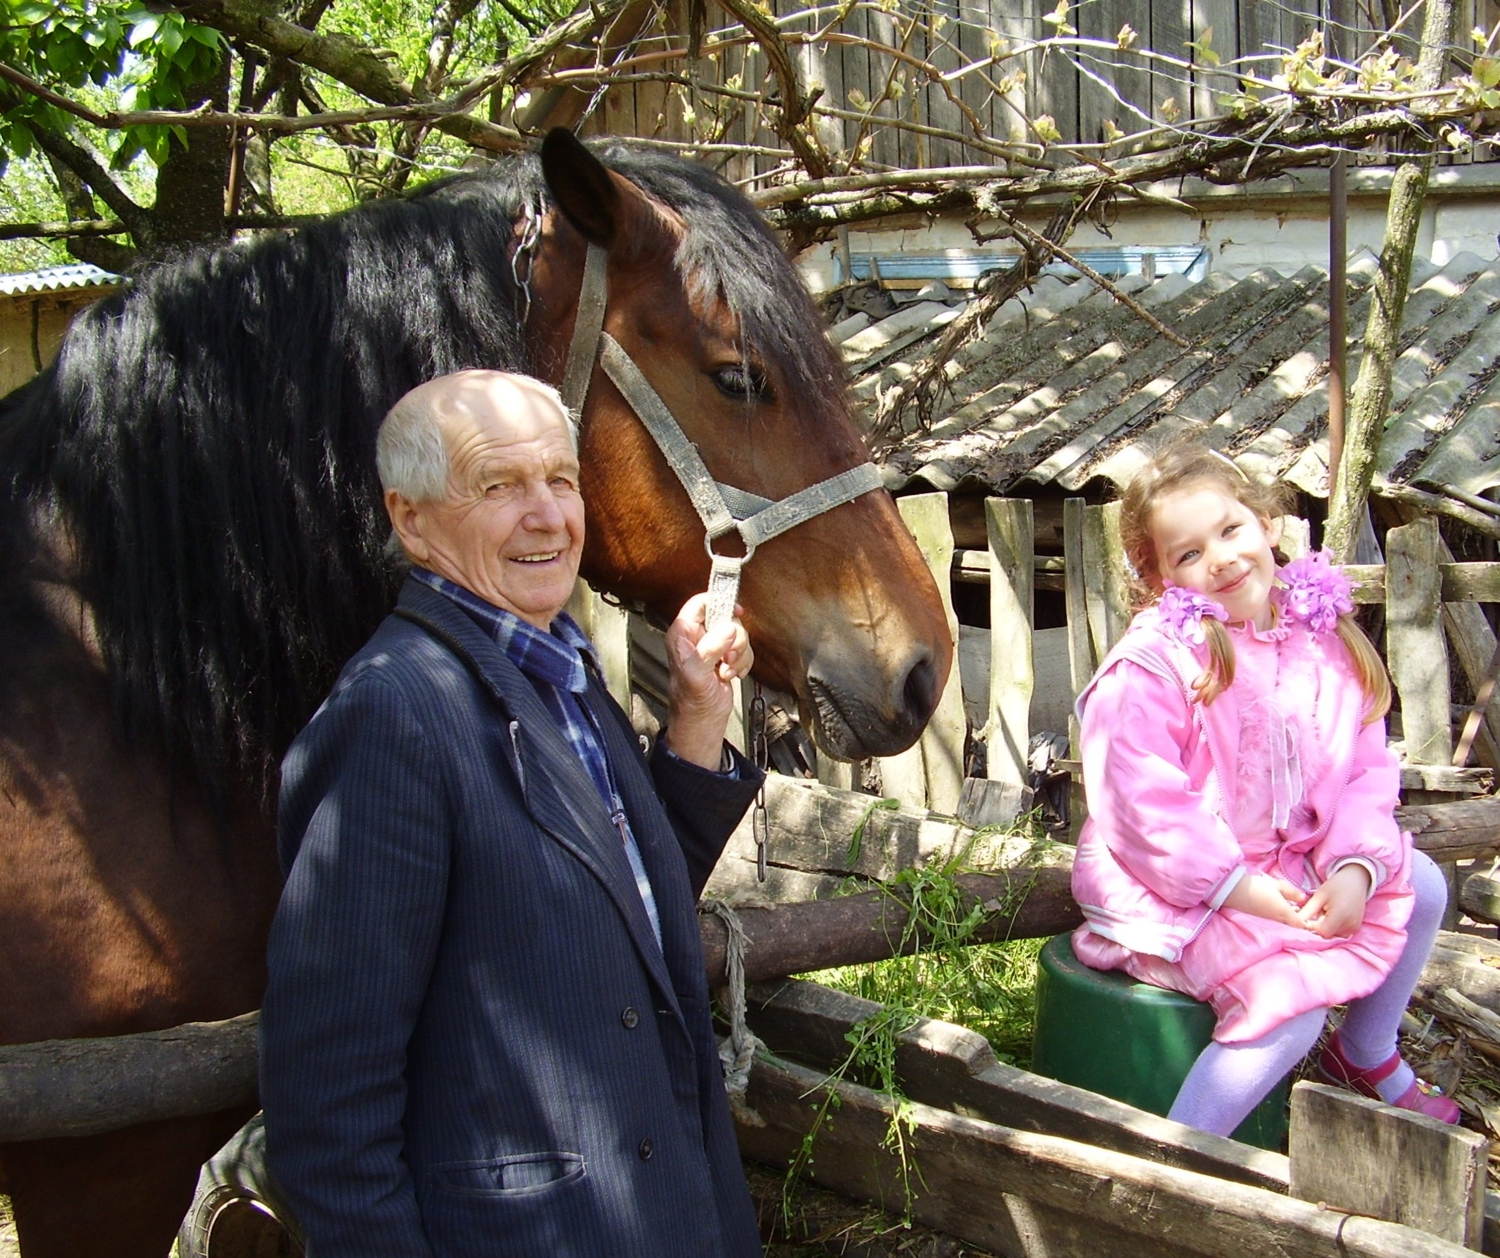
left=390, top=378, right=584, bottom=630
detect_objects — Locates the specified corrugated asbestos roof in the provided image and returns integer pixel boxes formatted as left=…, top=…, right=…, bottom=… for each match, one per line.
left=851, top=250, right=1500, bottom=503
left=0, top=264, right=122, bottom=297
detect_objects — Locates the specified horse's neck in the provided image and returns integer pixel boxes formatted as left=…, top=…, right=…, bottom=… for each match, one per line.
left=12, top=503, right=105, bottom=666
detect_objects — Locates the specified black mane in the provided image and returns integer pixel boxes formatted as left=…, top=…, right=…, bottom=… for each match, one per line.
left=0, top=140, right=842, bottom=794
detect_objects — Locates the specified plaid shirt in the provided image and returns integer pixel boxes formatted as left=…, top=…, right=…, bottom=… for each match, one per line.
left=411, top=568, right=663, bottom=947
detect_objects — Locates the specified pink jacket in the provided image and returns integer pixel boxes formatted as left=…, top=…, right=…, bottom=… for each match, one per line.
left=1071, top=606, right=1414, bottom=1039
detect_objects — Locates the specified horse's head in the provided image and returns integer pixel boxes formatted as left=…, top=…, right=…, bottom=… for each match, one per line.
left=525, top=131, right=952, bottom=760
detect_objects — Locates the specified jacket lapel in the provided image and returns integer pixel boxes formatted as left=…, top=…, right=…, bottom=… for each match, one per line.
left=396, top=583, right=682, bottom=1005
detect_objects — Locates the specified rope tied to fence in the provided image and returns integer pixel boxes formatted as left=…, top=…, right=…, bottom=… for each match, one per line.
left=699, top=896, right=766, bottom=1127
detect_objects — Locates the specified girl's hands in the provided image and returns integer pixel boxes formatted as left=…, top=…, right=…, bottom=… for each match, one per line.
left=1220, top=873, right=1311, bottom=930
left=1297, top=864, right=1371, bottom=938
left=660, top=594, right=753, bottom=770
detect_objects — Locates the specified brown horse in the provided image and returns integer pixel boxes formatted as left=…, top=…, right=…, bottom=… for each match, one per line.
left=0, top=128, right=951, bottom=1255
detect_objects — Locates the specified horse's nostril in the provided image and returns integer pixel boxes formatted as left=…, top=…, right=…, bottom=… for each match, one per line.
left=901, top=651, right=939, bottom=723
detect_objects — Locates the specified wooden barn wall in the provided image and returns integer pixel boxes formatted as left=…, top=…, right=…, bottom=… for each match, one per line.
left=583, top=0, right=1500, bottom=179
left=0, top=291, right=114, bottom=397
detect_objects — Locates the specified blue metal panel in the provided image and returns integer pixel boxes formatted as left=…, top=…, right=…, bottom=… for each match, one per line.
left=834, top=244, right=1210, bottom=285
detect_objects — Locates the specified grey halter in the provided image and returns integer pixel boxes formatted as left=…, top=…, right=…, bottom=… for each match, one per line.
left=559, top=241, right=884, bottom=628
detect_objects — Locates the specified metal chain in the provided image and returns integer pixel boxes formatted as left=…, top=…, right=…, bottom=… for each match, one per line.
left=750, top=682, right=769, bottom=883
left=510, top=201, right=542, bottom=326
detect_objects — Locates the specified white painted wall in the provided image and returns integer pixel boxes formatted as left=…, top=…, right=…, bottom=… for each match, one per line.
left=795, top=164, right=1500, bottom=291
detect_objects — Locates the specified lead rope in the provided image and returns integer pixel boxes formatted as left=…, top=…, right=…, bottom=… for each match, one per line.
left=701, top=896, right=765, bottom=1126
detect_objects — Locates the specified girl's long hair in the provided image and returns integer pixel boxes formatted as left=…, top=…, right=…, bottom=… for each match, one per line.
left=1119, top=440, right=1391, bottom=720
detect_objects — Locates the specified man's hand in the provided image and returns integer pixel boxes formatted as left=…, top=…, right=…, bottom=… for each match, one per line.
left=659, top=594, right=754, bottom=770
left=1297, top=864, right=1371, bottom=938
left=1220, top=872, right=1312, bottom=930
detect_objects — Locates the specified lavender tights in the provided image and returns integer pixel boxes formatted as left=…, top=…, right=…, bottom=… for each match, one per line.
left=1168, top=850, right=1448, bottom=1137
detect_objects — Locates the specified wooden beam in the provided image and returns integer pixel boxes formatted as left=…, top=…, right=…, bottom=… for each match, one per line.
left=958, top=554, right=1500, bottom=607
left=699, top=863, right=1080, bottom=987
left=0, top=1012, right=258, bottom=1141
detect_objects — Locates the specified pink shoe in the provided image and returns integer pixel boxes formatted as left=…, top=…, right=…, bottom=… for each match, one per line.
left=1318, top=1031, right=1461, bottom=1124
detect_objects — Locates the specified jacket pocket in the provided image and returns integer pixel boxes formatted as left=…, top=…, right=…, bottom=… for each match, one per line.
left=421, top=1153, right=594, bottom=1257
left=427, top=1151, right=586, bottom=1197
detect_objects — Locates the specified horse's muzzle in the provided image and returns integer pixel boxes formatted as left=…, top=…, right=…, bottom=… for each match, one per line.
left=802, top=642, right=942, bottom=760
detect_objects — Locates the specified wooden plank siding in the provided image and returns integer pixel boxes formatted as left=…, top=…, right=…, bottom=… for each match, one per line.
left=578, top=0, right=1495, bottom=178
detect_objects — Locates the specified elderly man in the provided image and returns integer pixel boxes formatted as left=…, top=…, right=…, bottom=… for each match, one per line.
left=259, top=370, right=764, bottom=1257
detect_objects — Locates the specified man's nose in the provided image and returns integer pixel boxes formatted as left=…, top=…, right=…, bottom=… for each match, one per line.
left=521, top=483, right=567, bottom=529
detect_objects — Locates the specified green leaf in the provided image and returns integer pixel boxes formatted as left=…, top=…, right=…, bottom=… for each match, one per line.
left=127, top=14, right=160, bottom=46
left=1041, top=0, right=1074, bottom=37
left=7, top=118, right=32, bottom=158
left=13, top=0, right=53, bottom=22
left=157, top=21, right=183, bottom=57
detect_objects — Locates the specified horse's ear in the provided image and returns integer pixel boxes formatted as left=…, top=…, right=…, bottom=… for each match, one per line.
left=541, top=128, right=620, bottom=248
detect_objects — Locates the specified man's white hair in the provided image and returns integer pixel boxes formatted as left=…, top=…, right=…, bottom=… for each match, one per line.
left=376, top=371, right=579, bottom=502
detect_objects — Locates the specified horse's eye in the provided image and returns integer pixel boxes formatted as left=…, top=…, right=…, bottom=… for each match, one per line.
left=712, top=364, right=770, bottom=401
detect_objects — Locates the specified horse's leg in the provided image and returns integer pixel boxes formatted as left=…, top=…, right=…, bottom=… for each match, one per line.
left=3, top=1108, right=255, bottom=1258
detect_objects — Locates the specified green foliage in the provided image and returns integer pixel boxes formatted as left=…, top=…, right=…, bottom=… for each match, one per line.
left=785, top=823, right=1053, bottom=1225
left=1, top=0, right=224, bottom=171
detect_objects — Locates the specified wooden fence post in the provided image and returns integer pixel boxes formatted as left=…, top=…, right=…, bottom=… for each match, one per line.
left=878, top=493, right=965, bottom=814
left=985, top=497, right=1035, bottom=793
left=1387, top=515, right=1452, bottom=766
left=1082, top=501, right=1129, bottom=660
left=1387, top=515, right=1458, bottom=925
left=1062, top=497, right=1092, bottom=759
left=568, top=581, right=632, bottom=710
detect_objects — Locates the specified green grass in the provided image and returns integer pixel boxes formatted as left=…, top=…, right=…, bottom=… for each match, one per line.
left=803, top=821, right=1054, bottom=1069
left=804, top=935, right=1046, bottom=1069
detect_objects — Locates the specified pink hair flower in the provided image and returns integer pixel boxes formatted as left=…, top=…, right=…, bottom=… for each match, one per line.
left=1276, top=550, right=1354, bottom=633
left=1157, top=583, right=1229, bottom=645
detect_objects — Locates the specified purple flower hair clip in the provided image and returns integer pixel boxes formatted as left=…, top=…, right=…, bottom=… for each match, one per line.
left=1157, top=583, right=1229, bottom=645
left=1276, top=549, right=1354, bottom=633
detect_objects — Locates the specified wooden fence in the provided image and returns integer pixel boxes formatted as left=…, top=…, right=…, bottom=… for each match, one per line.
left=578, top=0, right=1500, bottom=181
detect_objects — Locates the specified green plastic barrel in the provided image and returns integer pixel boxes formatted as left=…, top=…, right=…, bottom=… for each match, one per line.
left=1031, top=932, right=1290, bottom=1150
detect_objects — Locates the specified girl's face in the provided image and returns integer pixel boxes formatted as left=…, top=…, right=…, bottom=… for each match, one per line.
left=1149, top=481, right=1282, bottom=630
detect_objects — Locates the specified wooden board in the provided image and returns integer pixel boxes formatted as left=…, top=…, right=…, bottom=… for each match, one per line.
left=1387, top=516, right=1453, bottom=767
left=878, top=492, right=966, bottom=813
left=986, top=496, right=1035, bottom=787
left=1289, top=1081, right=1489, bottom=1248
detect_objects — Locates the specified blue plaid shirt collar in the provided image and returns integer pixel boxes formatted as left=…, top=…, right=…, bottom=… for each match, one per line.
left=410, top=567, right=598, bottom=694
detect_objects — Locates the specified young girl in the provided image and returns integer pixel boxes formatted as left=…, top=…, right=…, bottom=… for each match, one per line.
left=1071, top=440, right=1459, bottom=1138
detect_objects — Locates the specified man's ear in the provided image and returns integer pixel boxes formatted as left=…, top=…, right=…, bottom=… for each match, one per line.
left=386, top=489, right=429, bottom=564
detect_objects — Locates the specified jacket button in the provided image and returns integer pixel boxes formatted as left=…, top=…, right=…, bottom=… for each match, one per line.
left=621, top=1006, right=639, bottom=1029
left=638, top=1138, right=654, bottom=1161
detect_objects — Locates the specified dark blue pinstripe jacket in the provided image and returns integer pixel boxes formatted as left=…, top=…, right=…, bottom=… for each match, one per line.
left=260, top=579, right=764, bottom=1257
